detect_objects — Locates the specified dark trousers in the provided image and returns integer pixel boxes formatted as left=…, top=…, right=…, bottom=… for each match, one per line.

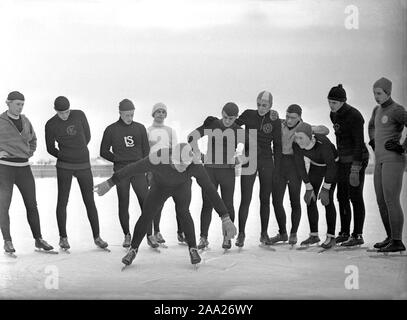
left=56, top=167, right=100, bottom=238
left=307, top=165, right=337, bottom=235
left=336, top=160, right=367, bottom=236
left=272, top=155, right=302, bottom=235
left=200, top=167, right=235, bottom=238
left=114, top=164, right=151, bottom=236
left=374, top=161, right=405, bottom=240
left=131, top=180, right=197, bottom=249
left=0, top=164, right=42, bottom=241
left=238, top=158, right=274, bottom=234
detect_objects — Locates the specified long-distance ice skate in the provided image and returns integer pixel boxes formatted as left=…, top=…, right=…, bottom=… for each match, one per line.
left=4, top=240, right=17, bottom=258
left=59, top=237, right=70, bottom=254
left=189, top=247, right=201, bottom=270
left=121, top=247, right=138, bottom=271
left=94, top=236, right=110, bottom=252
left=35, top=238, right=58, bottom=254
left=147, top=235, right=160, bottom=253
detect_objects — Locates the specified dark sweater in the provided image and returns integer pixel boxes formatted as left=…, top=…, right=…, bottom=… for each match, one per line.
left=109, top=148, right=229, bottom=218
left=293, top=134, right=338, bottom=184
left=100, top=118, right=150, bottom=167
left=45, top=110, right=91, bottom=167
left=330, top=103, right=369, bottom=164
left=187, top=116, right=245, bottom=168
left=235, top=109, right=282, bottom=161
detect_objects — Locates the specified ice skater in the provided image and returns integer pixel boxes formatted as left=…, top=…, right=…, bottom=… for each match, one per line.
left=0, top=91, right=54, bottom=255
left=94, top=143, right=237, bottom=268
left=368, top=77, right=407, bottom=253
left=187, top=102, right=245, bottom=251
left=233, top=91, right=282, bottom=247
left=45, top=96, right=108, bottom=251
left=270, top=104, right=330, bottom=246
left=327, top=84, right=369, bottom=247
left=293, top=122, right=338, bottom=250
left=100, top=99, right=152, bottom=249
left=147, top=102, right=185, bottom=245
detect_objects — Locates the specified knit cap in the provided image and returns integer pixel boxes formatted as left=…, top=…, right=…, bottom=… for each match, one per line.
left=295, top=122, right=313, bottom=139
left=7, top=91, right=25, bottom=101
left=54, top=96, right=70, bottom=111
left=373, top=77, right=392, bottom=95
left=152, top=102, right=167, bottom=116
left=327, top=84, right=347, bottom=102
left=222, top=102, right=239, bottom=116
left=119, top=99, right=135, bottom=111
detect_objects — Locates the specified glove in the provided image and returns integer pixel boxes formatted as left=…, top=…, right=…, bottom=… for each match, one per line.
left=384, top=140, right=404, bottom=155
left=269, top=110, right=279, bottom=121
left=318, top=187, right=330, bottom=206
left=304, top=189, right=316, bottom=206
left=93, top=180, right=113, bottom=196
left=203, top=116, right=218, bottom=127
left=221, top=215, right=237, bottom=240
left=368, top=139, right=375, bottom=151
left=349, top=165, right=361, bottom=187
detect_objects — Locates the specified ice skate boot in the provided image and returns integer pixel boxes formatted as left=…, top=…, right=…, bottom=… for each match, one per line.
left=198, top=236, right=209, bottom=250
left=177, top=232, right=187, bottom=245
left=335, top=232, right=349, bottom=244
left=59, top=237, right=70, bottom=253
left=222, top=237, right=232, bottom=252
left=94, top=236, right=110, bottom=252
left=298, top=233, right=320, bottom=250
left=341, top=234, right=364, bottom=247
left=154, top=232, right=167, bottom=248
left=123, top=233, right=131, bottom=248
left=259, top=232, right=272, bottom=246
left=35, top=238, right=57, bottom=254
left=147, top=235, right=160, bottom=252
left=189, top=247, right=201, bottom=269
left=288, top=233, right=298, bottom=248
left=373, top=237, right=391, bottom=249
left=320, top=234, right=336, bottom=250
left=122, top=247, right=138, bottom=271
left=269, top=233, right=288, bottom=245
left=378, top=240, right=406, bottom=255
left=4, top=240, right=16, bottom=257
left=235, top=232, right=245, bottom=248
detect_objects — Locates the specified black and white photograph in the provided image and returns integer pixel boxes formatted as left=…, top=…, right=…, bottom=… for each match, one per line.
left=0, top=0, right=406, bottom=313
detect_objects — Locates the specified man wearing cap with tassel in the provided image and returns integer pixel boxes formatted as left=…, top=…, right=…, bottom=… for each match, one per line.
left=0, top=91, right=55, bottom=255
left=100, top=99, right=153, bottom=249
left=368, top=77, right=407, bottom=253
left=45, top=96, right=108, bottom=251
left=327, top=84, right=369, bottom=247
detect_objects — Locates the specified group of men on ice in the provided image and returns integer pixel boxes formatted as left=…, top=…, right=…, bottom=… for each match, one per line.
left=0, top=76, right=406, bottom=267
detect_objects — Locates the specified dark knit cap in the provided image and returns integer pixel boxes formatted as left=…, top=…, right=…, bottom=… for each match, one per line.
left=373, top=77, right=392, bottom=95
left=54, top=96, right=70, bottom=111
left=286, top=104, right=302, bottom=116
left=222, top=102, right=239, bottom=116
left=327, top=84, right=347, bottom=102
left=7, top=91, right=25, bottom=101
left=119, top=99, right=135, bottom=111
left=295, top=122, right=313, bottom=139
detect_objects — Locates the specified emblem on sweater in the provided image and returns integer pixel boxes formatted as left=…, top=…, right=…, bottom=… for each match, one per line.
left=381, top=115, right=388, bottom=124
left=124, top=136, right=135, bottom=147
left=262, top=123, right=273, bottom=134
left=333, top=123, right=341, bottom=133
left=66, top=125, right=77, bottom=136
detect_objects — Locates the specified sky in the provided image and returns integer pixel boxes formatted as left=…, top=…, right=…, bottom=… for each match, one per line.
left=0, top=0, right=406, bottom=162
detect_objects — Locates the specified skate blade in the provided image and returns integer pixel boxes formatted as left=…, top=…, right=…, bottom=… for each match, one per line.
left=289, top=244, right=296, bottom=250
left=259, top=244, right=276, bottom=251
left=159, top=243, right=168, bottom=249
left=366, top=248, right=380, bottom=253
left=59, top=248, right=71, bottom=254
left=178, top=242, right=188, bottom=246
left=198, top=247, right=210, bottom=253
left=335, top=245, right=368, bottom=252
left=192, top=263, right=200, bottom=270
left=222, top=249, right=231, bottom=254
left=149, top=247, right=161, bottom=253
left=4, top=252, right=17, bottom=258
left=98, top=247, right=111, bottom=252
left=121, top=264, right=132, bottom=272
left=35, top=249, right=59, bottom=254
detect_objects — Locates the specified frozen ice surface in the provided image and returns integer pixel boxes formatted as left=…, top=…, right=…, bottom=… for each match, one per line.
left=0, top=174, right=406, bottom=299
